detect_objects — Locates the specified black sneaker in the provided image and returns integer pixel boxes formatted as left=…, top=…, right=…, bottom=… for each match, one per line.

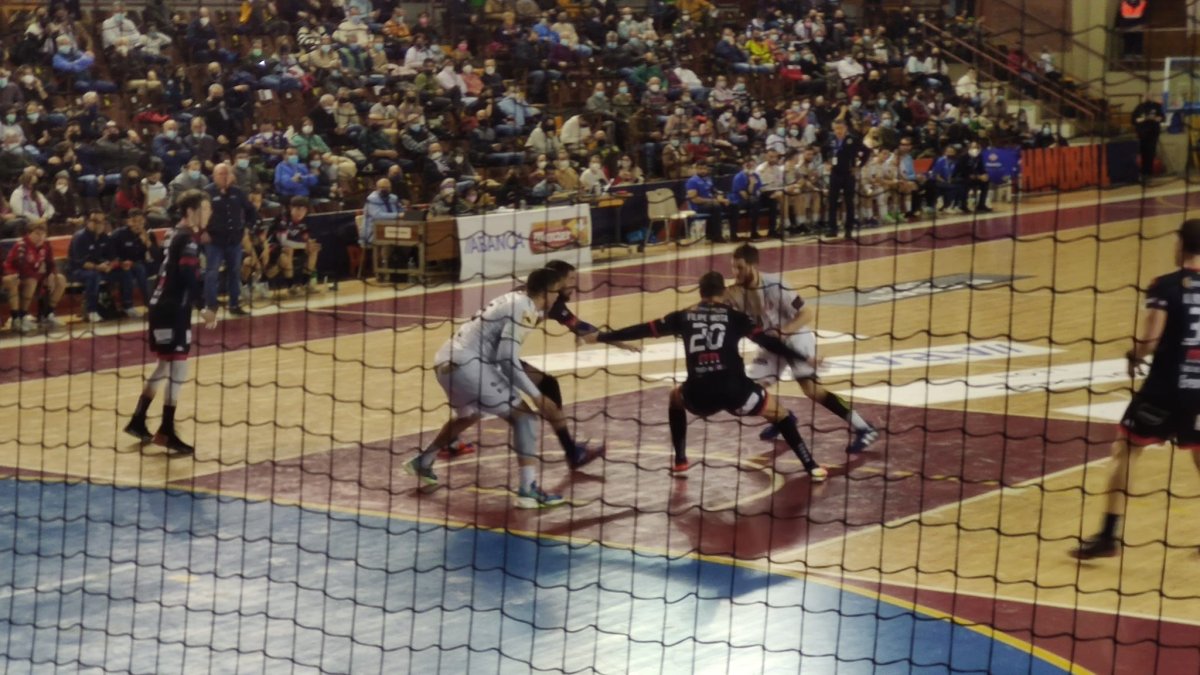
left=153, top=431, right=194, bottom=455
left=228, top=306, right=250, bottom=317
left=1070, top=536, right=1118, bottom=560
left=123, top=418, right=153, bottom=443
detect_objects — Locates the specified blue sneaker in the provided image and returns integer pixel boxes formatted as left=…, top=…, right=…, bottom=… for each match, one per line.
left=404, top=457, right=439, bottom=488
left=759, top=413, right=796, bottom=442
left=569, top=441, right=606, bottom=469
left=847, top=426, right=879, bottom=454
left=514, top=482, right=565, bottom=509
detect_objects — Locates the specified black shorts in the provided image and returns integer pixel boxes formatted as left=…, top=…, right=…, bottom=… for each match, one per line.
left=148, top=313, right=192, bottom=360
left=1120, top=393, right=1200, bottom=450
left=682, top=376, right=769, bottom=418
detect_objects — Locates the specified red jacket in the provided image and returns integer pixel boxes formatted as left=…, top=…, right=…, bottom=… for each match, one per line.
left=3, top=235, right=55, bottom=279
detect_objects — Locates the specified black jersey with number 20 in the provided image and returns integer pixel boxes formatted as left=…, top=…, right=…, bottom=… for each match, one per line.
left=651, top=302, right=760, bottom=380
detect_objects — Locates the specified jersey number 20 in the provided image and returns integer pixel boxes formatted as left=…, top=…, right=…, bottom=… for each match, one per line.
left=688, top=323, right=727, bottom=353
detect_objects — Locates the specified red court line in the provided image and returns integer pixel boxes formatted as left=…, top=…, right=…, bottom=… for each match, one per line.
left=0, top=193, right=1183, bottom=386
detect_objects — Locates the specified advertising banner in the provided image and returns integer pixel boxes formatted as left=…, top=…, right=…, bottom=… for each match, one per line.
left=456, top=205, right=593, bottom=282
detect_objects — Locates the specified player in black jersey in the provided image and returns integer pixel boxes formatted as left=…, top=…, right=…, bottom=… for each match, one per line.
left=439, top=259, right=627, bottom=467
left=597, top=271, right=829, bottom=481
left=1073, top=219, right=1200, bottom=559
left=122, top=190, right=220, bottom=455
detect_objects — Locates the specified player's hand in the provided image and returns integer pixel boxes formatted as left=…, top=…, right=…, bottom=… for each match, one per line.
left=201, top=308, right=218, bottom=329
left=1126, top=349, right=1144, bottom=378
left=612, top=340, right=641, bottom=353
left=576, top=331, right=599, bottom=345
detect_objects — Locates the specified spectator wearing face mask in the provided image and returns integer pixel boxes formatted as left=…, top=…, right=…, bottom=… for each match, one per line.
left=579, top=155, right=609, bottom=198
left=100, top=2, right=144, bottom=52
left=954, top=142, right=992, bottom=213
left=114, top=165, right=145, bottom=214
left=169, top=159, right=208, bottom=204
left=184, top=117, right=219, bottom=170
left=361, top=177, right=404, bottom=246
left=274, top=147, right=318, bottom=198
left=47, top=170, right=86, bottom=232
left=152, top=119, right=192, bottom=183
left=142, top=166, right=169, bottom=212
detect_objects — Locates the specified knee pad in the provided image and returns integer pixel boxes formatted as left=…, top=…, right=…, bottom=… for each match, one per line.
left=512, top=412, right=538, bottom=459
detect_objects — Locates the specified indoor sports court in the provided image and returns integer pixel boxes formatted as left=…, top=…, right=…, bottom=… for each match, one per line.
left=3, top=180, right=1199, bottom=674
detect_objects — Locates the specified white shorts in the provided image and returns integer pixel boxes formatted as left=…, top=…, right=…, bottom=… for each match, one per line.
left=436, top=361, right=521, bottom=419
left=745, top=331, right=816, bottom=385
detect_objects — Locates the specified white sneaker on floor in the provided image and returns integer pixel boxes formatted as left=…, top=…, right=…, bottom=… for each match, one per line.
left=86, top=311, right=102, bottom=323
left=124, top=307, right=143, bottom=318
left=17, top=315, right=37, bottom=334
left=42, top=313, right=65, bottom=329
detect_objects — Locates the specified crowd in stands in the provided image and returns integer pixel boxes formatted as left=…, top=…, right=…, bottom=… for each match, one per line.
left=0, top=0, right=1073, bottom=331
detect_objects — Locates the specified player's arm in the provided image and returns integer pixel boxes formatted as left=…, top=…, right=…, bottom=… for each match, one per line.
left=497, top=306, right=546, bottom=401
left=180, top=237, right=218, bottom=328
left=737, top=311, right=813, bottom=364
left=780, top=294, right=812, bottom=335
left=596, top=313, right=681, bottom=343
left=1127, top=307, right=1167, bottom=376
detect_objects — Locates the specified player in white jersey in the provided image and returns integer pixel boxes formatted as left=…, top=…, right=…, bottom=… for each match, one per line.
left=728, top=244, right=879, bottom=453
left=405, top=268, right=598, bottom=508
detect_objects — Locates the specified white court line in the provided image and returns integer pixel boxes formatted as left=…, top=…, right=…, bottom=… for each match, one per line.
left=803, top=568, right=1200, bottom=628
left=785, top=456, right=1114, bottom=562
left=0, top=561, right=139, bottom=600
left=3, top=181, right=1193, bottom=349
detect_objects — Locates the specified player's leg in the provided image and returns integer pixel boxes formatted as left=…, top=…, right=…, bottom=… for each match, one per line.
left=511, top=405, right=565, bottom=509
left=755, top=388, right=827, bottom=482
left=669, top=386, right=689, bottom=472
left=406, top=362, right=483, bottom=487
left=124, top=357, right=171, bottom=443
left=42, top=273, right=67, bottom=326
left=798, top=379, right=878, bottom=453
left=407, top=413, right=480, bottom=488
left=152, top=357, right=195, bottom=454
left=1072, top=437, right=1144, bottom=559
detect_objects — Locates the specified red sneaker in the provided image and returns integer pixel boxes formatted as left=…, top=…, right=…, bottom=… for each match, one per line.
left=438, top=439, right=477, bottom=459
left=671, top=459, right=690, bottom=474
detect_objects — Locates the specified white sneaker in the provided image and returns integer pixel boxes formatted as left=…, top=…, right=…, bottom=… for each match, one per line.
left=17, top=315, right=37, bottom=334
left=254, top=283, right=270, bottom=299
left=86, top=311, right=103, bottom=323
left=41, top=313, right=64, bottom=329
left=124, top=307, right=143, bottom=318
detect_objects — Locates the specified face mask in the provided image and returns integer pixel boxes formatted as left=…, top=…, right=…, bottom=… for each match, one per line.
left=252, top=49, right=263, bottom=58
left=882, top=119, right=893, bottom=128
left=620, top=159, right=631, bottom=167
left=310, top=160, right=321, bottom=169
left=618, top=86, right=628, bottom=94
left=21, top=75, right=34, bottom=86
left=851, top=101, right=861, bottom=110
left=537, top=160, right=547, bottom=168
left=4, top=114, right=15, bottom=124
left=189, top=169, right=202, bottom=179
left=734, top=84, right=746, bottom=91
left=236, top=158, right=249, bottom=169
left=321, top=45, right=331, bottom=53
left=485, top=66, right=496, bottom=75
left=56, top=184, right=68, bottom=194
left=113, top=12, right=123, bottom=21
left=0, top=79, right=7, bottom=88
left=164, top=129, right=177, bottom=139
left=27, top=113, right=38, bottom=123
left=410, top=124, right=423, bottom=132
left=590, top=163, right=602, bottom=171
left=670, top=139, right=680, bottom=146
left=649, top=85, right=660, bottom=93
left=789, top=128, right=799, bottom=136
left=429, top=151, right=442, bottom=160
left=690, top=136, right=700, bottom=143
left=969, top=149, right=980, bottom=157
left=58, top=46, right=71, bottom=55
left=200, top=17, right=210, bottom=26
left=286, top=155, right=299, bottom=165
left=302, top=125, right=313, bottom=135
left=775, top=127, right=784, bottom=136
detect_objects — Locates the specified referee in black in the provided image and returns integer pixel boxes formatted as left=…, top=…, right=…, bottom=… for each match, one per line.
left=203, top=162, right=258, bottom=316
left=824, top=118, right=869, bottom=240
left=1073, top=219, right=1200, bottom=559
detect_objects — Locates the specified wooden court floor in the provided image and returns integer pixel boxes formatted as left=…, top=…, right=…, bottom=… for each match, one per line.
left=2, top=180, right=1200, bottom=668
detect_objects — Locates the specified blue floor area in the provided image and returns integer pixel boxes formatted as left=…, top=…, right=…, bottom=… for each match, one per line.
left=0, top=479, right=1067, bottom=674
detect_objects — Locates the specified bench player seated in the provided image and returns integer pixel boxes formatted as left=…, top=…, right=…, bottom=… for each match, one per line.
left=405, top=267, right=605, bottom=508
left=258, top=196, right=322, bottom=297
left=597, top=271, right=828, bottom=482
left=727, top=244, right=878, bottom=453
left=1073, top=219, right=1200, bottom=559
left=439, top=259, right=635, bottom=465
left=2, top=220, right=67, bottom=334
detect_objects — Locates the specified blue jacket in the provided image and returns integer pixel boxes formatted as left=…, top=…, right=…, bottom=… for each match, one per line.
left=52, top=49, right=95, bottom=75
left=931, top=156, right=958, bottom=183
left=69, top=228, right=111, bottom=274
left=152, top=134, right=193, bottom=182
left=729, top=170, right=760, bottom=205
left=274, top=161, right=318, bottom=197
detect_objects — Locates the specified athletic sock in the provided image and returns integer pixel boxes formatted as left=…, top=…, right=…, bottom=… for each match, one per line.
left=160, top=405, right=176, bottom=436
left=555, top=427, right=579, bottom=463
left=133, top=394, right=153, bottom=420
left=520, top=465, right=536, bottom=493
left=1101, top=513, right=1120, bottom=540
left=821, top=392, right=871, bottom=432
left=669, top=406, right=687, bottom=464
left=778, top=413, right=818, bottom=471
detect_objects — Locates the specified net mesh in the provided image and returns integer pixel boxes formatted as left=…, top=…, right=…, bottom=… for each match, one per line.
left=3, top=3, right=1200, bottom=675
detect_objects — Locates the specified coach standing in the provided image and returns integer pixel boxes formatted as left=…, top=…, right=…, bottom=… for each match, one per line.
left=204, top=162, right=257, bottom=316
left=1132, top=93, right=1164, bottom=182
left=825, top=119, right=868, bottom=240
